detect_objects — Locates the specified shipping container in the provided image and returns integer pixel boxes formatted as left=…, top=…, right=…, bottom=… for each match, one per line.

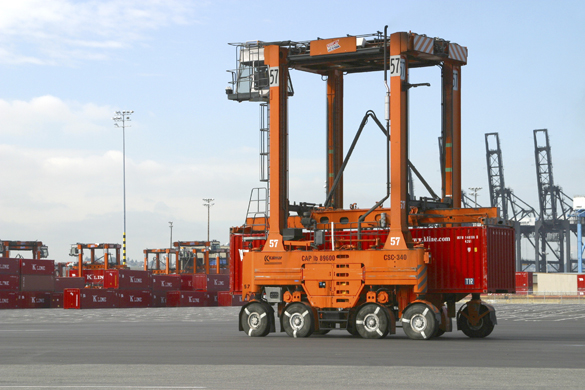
left=179, top=274, right=194, bottom=291
left=69, top=269, right=104, bottom=287
left=151, top=274, right=181, bottom=291
left=54, top=277, right=86, bottom=292
left=0, top=291, right=18, bottom=309
left=0, top=274, right=20, bottom=291
left=152, top=292, right=168, bottom=307
left=104, top=269, right=152, bottom=290
left=578, top=275, right=585, bottom=292
left=192, top=274, right=230, bottom=292
left=65, top=288, right=119, bottom=309
left=166, top=291, right=211, bottom=307
left=18, top=292, right=52, bottom=308
left=20, top=275, right=55, bottom=292
left=218, top=291, right=245, bottom=306
left=51, top=292, right=63, bottom=308
left=64, top=288, right=80, bottom=309
left=20, top=259, right=55, bottom=276
left=515, top=272, right=533, bottom=293
left=117, top=290, right=152, bottom=308
left=0, top=258, right=20, bottom=275
left=410, top=225, right=516, bottom=294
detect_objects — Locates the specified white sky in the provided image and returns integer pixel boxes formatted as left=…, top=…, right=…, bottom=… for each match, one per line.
left=1, top=0, right=584, bottom=263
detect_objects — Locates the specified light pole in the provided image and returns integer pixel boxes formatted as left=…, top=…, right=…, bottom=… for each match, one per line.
left=203, top=198, right=214, bottom=244
left=169, top=221, right=173, bottom=249
left=113, top=110, right=133, bottom=265
left=468, top=187, right=482, bottom=208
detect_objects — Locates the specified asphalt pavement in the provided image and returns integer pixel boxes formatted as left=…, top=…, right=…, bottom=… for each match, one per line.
left=1, top=304, right=585, bottom=389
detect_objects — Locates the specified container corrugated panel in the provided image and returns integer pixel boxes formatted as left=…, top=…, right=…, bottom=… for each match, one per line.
left=166, top=291, right=180, bottom=307
left=151, top=275, right=181, bottom=291
left=117, top=290, right=152, bottom=308
left=0, top=291, right=19, bottom=309
left=20, top=259, right=55, bottom=275
left=192, top=274, right=230, bottom=292
left=18, top=292, right=52, bottom=308
left=51, top=292, right=63, bottom=308
left=177, top=291, right=210, bottom=307
left=411, top=225, right=515, bottom=293
left=0, top=258, right=20, bottom=275
left=578, top=275, right=585, bottom=291
left=20, top=275, right=55, bottom=292
left=179, top=275, right=193, bottom=291
left=515, top=272, right=533, bottom=292
left=54, top=277, right=86, bottom=292
left=0, top=274, right=20, bottom=291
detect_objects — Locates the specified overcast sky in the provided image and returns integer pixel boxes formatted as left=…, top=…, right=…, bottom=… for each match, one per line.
left=1, top=0, right=584, bottom=263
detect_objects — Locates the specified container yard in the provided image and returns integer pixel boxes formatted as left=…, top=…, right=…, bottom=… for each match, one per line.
left=2, top=2, right=585, bottom=389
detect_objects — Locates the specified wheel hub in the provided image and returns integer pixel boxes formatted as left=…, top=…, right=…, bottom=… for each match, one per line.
left=248, top=312, right=261, bottom=330
left=363, top=313, right=379, bottom=332
left=411, top=313, right=427, bottom=332
left=290, top=313, right=305, bottom=330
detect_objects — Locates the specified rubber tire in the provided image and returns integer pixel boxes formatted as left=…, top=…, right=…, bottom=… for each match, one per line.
left=282, top=303, right=314, bottom=338
left=240, top=302, right=270, bottom=337
left=347, top=309, right=359, bottom=336
left=459, top=305, right=495, bottom=338
left=402, top=303, right=437, bottom=340
left=355, top=303, right=390, bottom=339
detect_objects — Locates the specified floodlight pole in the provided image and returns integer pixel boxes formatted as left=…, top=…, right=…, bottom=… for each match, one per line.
left=468, top=187, right=482, bottom=208
left=203, top=198, right=215, bottom=244
left=113, top=110, right=133, bottom=265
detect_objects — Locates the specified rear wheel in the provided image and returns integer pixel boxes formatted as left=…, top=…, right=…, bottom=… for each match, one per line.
left=402, top=303, right=437, bottom=340
left=282, top=303, right=314, bottom=338
left=240, top=302, right=270, bottom=337
left=355, top=303, right=390, bottom=339
left=458, top=305, right=495, bottom=338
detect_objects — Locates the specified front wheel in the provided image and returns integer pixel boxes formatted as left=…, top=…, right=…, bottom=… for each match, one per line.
left=282, top=302, right=314, bottom=338
left=402, top=303, right=438, bottom=340
left=355, top=303, right=390, bottom=339
left=458, top=305, right=495, bottom=338
left=240, top=302, right=270, bottom=337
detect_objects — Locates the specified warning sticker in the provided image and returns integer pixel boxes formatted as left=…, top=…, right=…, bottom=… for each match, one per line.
left=327, top=39, right=341, bottom=53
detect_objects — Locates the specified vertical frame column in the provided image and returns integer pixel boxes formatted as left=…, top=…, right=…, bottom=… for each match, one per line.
left=326, top=69, right=344, bottom=209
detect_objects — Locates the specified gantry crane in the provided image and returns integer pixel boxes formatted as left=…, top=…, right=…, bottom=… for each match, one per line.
left=227, top=29, right=515, bottom=340
left=533, top=129, right=575, bottom=272
left=485, top=132, right=538, bottom=271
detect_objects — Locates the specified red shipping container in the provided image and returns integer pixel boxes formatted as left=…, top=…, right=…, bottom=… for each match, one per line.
left=0, top=258, right=20, bottom=275
left=207, top=291, right=218, bottom=307
left=117, top=290, right=152, bottom=308
left=410, top=226, right=516, bottom=294
left=104, top=269, right=152, bottom=290
left=578, top=275, right=585, bottom=292
left=0, top=291, right=18, bottom=309
left=20, top=275, right=55, bottom=292
left=152, top=292, right=168, bottom=307
left=180, top=274, right=194, bottom=291
left=192, top=274, right=230, bottom=292
left=20, top=259, right=55, bottom=276
left=80, top=289, right=118, bottom=308
left=51, top=292, right=63, bottom=308
left=166, top=291, right=180, bottom=307
left=151, top=274, right=181, bottom=291
left=64, top=288, right=81, bottom=309
left=0, top=274, right=20, bottom=291
left=54, top=277, right=86, bottom=292
left=515, top=272, right=533, bottom=293
left=218, top=291, right=245, bottom=306
left=18, top=292, right=51, bottom=308
left=69, top=269, right=104, bottom=287
left=167, top=291, right=210, bottom=307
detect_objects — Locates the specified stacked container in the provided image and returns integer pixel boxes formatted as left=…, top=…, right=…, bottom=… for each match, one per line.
left=18, top=259, right=55, bottom=309
left=103, top=269, right=152, bottom=308
left=151, top=274, right=181, bottom=307
left=0, top=258, right=20, bottom=309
